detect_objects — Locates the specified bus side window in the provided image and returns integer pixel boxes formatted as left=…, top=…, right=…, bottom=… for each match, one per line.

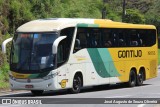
left=74, top=28, right=87, bottom=53
left=129, top=30, right=139, bottom=47
left=146, top=30, right=156, bottom=46
left=90, top=29, right=102, bottom=48
left=111, top=33, right=118, bottom=47
left=137, top=34, right=143, bottom=46
left=79, top=33, right=87, bottom=48
left=118, top=30, right=126, bottom=47
left=74, top=39, right=81, bottom=50
left=102, top=29, right=113, bottom=47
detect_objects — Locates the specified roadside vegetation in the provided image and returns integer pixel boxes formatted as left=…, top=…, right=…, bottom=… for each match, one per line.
left=0, top=0, right=160, bottom=89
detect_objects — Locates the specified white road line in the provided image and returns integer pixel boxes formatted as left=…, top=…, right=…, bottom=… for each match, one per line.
left=104, top=95, right=132, bottom=98
left=0, top=105, right=21, bottom=107
left=137, top=104, right=146, bottom=107
left=7, top=105, right=21, bottom=107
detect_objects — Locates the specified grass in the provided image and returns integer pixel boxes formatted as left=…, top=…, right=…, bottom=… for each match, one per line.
left=0, top=63, right=10, bottom=90
left=0, top=72, right=9, bottom=90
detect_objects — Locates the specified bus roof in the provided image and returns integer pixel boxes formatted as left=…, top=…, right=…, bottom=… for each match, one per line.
left=17, top=18, right=156, bottom=33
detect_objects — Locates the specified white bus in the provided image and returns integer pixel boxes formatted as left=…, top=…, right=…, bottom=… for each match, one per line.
left=2, top=18, right=157, bottom=95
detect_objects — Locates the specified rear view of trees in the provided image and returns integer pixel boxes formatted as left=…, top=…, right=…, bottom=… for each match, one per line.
left=0, top=0, right=160, bottom=68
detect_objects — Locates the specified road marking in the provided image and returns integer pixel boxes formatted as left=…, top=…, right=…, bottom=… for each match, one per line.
left=137, top=104, right=146, bottom=107
left=105, top=95, right=132, bottom=98
left=0, top=105, right=21, bottom=107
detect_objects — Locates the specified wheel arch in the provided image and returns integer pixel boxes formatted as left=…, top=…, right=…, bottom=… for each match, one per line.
left=130, top=67, right=137, bottom=75
left=69, top=70, right=84, bottom=88
left=74, top=71, right=83, bottom=87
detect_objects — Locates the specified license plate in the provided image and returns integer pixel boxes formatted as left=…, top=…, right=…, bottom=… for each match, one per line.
left=25, top=85, right=33, bottom=88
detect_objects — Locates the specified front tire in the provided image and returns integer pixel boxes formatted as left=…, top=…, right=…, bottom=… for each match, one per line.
left=31, top=90, right=44, bottom=96
left=70, top=75, right=82, bottom=94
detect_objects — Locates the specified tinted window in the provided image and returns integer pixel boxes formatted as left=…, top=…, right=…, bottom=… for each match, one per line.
left=57, top=27, right=74, bottom=67
left=74, top=27, right=156, bottom=53
left=142, top=30, right=156, bottom=46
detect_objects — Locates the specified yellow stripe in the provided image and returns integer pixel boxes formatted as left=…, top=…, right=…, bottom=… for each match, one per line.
left=11, top=71, right=30, bottom=79
left=94, top=19, right=156, bottom=29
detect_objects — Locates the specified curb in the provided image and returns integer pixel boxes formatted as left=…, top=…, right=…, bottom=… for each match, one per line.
left=0, top=90, right=29, bottom=96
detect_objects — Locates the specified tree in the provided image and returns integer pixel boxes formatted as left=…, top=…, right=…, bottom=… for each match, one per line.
left=123, top=9, right=145, bottom=24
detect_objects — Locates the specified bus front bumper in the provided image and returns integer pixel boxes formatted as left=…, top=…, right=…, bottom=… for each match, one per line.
left=9, top=77, right=59, bottom=90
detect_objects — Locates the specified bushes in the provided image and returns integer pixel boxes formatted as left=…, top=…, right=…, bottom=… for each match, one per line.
left=0, top=52, right=9, bottom=89
left=123, top=9, right=145, bottom=24
left=0, top=33, right=11, bottom=89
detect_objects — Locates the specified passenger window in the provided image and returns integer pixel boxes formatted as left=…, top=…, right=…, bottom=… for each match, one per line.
left=102, top=29, right=112, bottom=47
left=90, top=29, right=102, bottom=47
left=74, top=28, right=87, bottom=53
left=129, top=30, right=143, bottom=47
left=118, top=30, right=126, bottom=47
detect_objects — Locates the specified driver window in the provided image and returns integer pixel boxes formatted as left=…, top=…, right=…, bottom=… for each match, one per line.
left=57, top=27, right=74, bottom=67
left=74, top=28, right=87, bottom=53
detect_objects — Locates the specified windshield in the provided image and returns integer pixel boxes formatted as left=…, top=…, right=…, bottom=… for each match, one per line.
left=10, top=32, right=58, bottom=73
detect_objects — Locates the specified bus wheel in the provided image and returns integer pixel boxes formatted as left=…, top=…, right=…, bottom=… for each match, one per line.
left=136, top=71, right=144, bottom=86
left=31, top=90, right=44, bottom=96
left=70, top=75, right=82, bottom=94
left=128, top=70, right=136, bottom=87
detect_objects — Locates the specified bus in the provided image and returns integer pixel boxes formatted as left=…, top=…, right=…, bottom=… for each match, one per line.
left=2, top=18, right=158, bottom=95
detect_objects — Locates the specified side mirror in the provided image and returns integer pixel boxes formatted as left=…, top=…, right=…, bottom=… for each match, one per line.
left=74, top=39, right=81, bottom=50
left=2, top=37, right=13, bottom=53
left=52, top=36, right=67, bottom=54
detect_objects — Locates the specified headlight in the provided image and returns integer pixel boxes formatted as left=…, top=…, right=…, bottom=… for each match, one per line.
left=43, top=72, right=59, bottom=80
left=9, top=74, right=16, bottom=80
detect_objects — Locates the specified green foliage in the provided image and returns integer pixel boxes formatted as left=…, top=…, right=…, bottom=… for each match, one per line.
left=0, top=62, right=9, bottom=76
left=9, top=0, right=34, bottom=33
left=0, top=50, right=9, bottom=89
left=0, top=61, right=9, bottom=89
left=0, top=0, right=159, bottom=36
left=124, top=9, right=145, bottom=24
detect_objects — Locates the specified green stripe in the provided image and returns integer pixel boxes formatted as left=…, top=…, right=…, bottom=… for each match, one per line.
left=87, top=48, right=110, bottom=78
left=77, top=23, right=99, bottom=27
left=29, top=74, right=39, bottom=78
left=28, top=71, right=50, bottom=79
left=87, top=48, right=120, bottom=78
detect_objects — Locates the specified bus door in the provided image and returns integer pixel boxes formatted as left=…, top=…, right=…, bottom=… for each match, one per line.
left=56, top=41, right=69, bottom=89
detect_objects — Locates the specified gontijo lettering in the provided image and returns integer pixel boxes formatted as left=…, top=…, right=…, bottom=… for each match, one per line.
left=118, top=50, right=142, bottom=58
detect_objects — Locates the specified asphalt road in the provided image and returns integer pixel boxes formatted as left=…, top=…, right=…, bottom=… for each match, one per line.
left=0, top=69, right=160, bottom=107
